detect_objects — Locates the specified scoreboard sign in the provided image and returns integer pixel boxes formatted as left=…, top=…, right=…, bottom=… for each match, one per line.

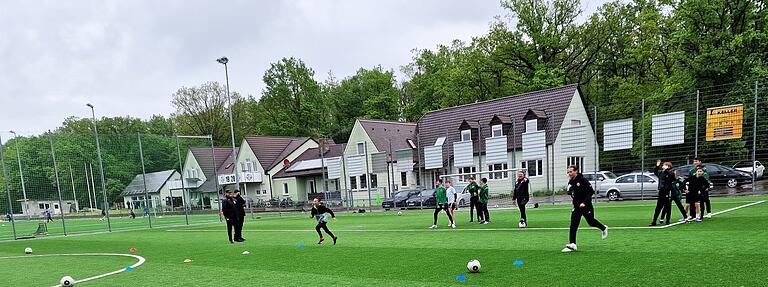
left=706, top=104, right=743, bottom=141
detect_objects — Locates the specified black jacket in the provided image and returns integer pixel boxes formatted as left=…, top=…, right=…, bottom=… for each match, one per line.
left=310, top=205, right=335, bottom=218
left=654, top=165, right=675, bottom=197
left=222, top=197, right=239, bottom=220
left=685, top=176, right=709, bottom=195
left=235, top=195, right=246, bottom=219
left=513, top=178, right=530, bottom=199
left=568, top=173, right=594, bottom=206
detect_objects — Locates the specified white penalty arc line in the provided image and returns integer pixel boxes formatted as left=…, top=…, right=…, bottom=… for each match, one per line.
left=0, top=253, right=145, bottom=286
left=165, top=200, right=766, bottom=233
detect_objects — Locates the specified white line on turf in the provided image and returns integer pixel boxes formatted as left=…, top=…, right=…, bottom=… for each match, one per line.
left=0, top=253, right=145, bottom=287
left=164, top=200, right=766, bottom=233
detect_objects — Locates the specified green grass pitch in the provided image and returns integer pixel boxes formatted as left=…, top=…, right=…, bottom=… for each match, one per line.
left=1, top=196, right=767, bottom=286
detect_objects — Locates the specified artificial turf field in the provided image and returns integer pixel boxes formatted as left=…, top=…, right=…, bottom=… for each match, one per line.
left=1, top=196, right=767, bottom=286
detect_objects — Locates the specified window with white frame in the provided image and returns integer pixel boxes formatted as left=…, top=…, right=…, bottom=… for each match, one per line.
left=435, top=137, right=446, bottom=146
left=571, top=119, right=582, bottom=126
left=360, top=174, right=368, bottom=189
left=460, top=130, right=472, bottom=142
left=308, top=180, right=316, bottom=194
left=457, top=166, right=477, bottom=183
left=357, top=142, right=365, bottom=155
left=370, top=173, right=378, bottom=188
left=400, top=172, right=408, bottom=186
left=349, top=177, right=357, bottom=190
left=520, top=160, right=544, bottom=177
left=567, top=157, right=584, bottom=173
left=487, top=163, right=509, bottom=180
left=526, top=119, right=538, bottom=133
left=283, top=183, right=289, bottom=195
left=491, top=125, right=503, bottom=137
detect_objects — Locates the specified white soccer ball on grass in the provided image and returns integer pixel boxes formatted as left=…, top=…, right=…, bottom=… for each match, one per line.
left=60, top=275, right=75, bottom=286
left=467, top=259, right=481, bottom=273
left=24, top=247, right=32, bottom=254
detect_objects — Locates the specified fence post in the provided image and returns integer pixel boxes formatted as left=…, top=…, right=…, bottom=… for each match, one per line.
left=0, top=134, right=18, bottom=240
left=68, top=166, right=78, bottom=213
left=753, top=81, right=758, bottom=193
left=695, top=90, right=700, bottom=158
left=364, top=142, right=372, bottom=208
left=48, top=132, right=67, bottom=236
left=640, top=98, right=646, bottom=201
left=209, top=136, right=222, bottom=222
left=593, top=106, right=598, bottom=203
left=137, top=133, right=152, bottom=228
left=174, top=135, right=190, bottom=225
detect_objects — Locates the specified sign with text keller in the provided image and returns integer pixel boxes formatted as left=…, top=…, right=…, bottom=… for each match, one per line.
left=706, top=104, right=743, bottom=141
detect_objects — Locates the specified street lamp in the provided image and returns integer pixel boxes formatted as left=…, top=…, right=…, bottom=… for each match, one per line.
left=86, top=103, right=112, bottom=232
left=9, top=130, right=29, bottom=220
left=216, top=56, right=239, bottom=188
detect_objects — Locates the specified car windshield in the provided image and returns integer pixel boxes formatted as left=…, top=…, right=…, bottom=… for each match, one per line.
left=394, top=191, right=410, bottom=198
left=733, top=161, right=753, bottom=168
left=420, top=190, right=435, bottom=197
left=604, top=172, right=618, bottom=179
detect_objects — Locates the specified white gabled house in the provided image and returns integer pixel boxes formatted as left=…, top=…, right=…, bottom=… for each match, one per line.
left=416, top=84, right=599, bottom=194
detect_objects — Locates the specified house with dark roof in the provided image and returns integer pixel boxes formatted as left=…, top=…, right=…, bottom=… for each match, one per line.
left=119, top=170, right=181, bottom=211
left=416, top=84, right=598, bottom=194
left=225, top=136, right=319, bottom=200
left=272, top=143, right=346, bottom=202
left=343, top=119, right=418, bottom=206
left=178, top=147, right=232, bottom=210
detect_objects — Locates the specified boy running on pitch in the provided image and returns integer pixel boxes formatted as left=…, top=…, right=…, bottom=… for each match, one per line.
left=310, top=198, right=338, bottom=245
left=430, top=179, right=454, bottom=229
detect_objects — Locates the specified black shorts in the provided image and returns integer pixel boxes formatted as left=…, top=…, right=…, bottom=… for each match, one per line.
left=436, top=204, right=448, bottom=210
left=685, top=192, right=700, bottom=204
left=448, top=203, right=457, bottom=210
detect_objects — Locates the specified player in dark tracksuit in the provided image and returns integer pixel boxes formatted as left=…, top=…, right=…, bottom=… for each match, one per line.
left=220, top=190, right=241, bottom=244
left=513, top=171, right=530, bottom=227
left=661, top=171, right=688, bottom=223
left=689, top=158, right=712, bottom=218
left=310, top=198, right=337, bottom=245
left=465, top=178, right=482, bottom=222
left=562, top=165, right=608, bottom=253
left=685, top=167, right=709, bottom=222
left=234, top=190, right=246, bottom=242
left=651, top=160, right=674, bottom=226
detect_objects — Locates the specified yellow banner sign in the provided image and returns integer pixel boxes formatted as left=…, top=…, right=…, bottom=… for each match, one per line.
left=706, top=104, right=743, bottom=141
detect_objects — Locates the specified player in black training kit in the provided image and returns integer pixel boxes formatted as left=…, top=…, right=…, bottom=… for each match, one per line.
left=562, top=165, right=608, bottom=253
left=310, top=198, right=338, bottom=245
left=513, top=171, right=530, bottom=228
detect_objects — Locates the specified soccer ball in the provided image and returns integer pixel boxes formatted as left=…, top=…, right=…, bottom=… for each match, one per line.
left=60, top=276, right=75, bottom=286
left=24, top=247, right=32, bottom=254
left=397, top=211, right=402, bottom=216
left=467, top=259, right=481, bottom=273
left=518, top=221, right=527, bottom=228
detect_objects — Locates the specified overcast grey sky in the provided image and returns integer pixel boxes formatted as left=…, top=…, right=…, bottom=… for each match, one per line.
left=0, top=0, right=609, bottom=138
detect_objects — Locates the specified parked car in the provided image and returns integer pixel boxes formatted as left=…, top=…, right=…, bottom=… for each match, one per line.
left=382, top=190, right=421, bottom=210
left=733, top=160, right=764, bottom=178
left=674, top=163, right=753, bottom=188
left=406, top=189, right=436, bottom=209
left=602, top=173, right=659, bottom=201
left=583, top=171, right=619, bottom=196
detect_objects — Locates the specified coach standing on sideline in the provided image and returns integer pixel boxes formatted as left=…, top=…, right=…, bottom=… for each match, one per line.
left=562, top=165, right=608, bottom=253
left=220, top=190, right=238, bottom=244
left=233, top=190, right=247, bottom=242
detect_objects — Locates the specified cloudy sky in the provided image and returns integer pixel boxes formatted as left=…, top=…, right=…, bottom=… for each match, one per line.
left=0, top=0, right=609, bottom=139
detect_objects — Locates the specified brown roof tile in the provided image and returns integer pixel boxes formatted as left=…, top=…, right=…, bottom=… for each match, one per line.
left=358, top=119, right=417, bottom=154
left=243, top=136, right=314, bottom=170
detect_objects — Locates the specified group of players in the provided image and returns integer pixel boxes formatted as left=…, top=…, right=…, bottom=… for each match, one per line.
left=222, top=160, right=716, bottom=252
left=651, top=157, right=714, bottom=226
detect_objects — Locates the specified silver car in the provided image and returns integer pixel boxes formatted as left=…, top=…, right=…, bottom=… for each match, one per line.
left=603, top=173, right=659, bottom=201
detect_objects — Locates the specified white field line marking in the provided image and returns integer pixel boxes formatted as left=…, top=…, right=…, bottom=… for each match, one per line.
left=166, top=200, right=766, bottom=233
left=0, top=253, right=145, bottom=287
left=0, top=221, right=220, bottom=243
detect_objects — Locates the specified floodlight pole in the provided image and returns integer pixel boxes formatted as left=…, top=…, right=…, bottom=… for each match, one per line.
left=175, top=135, right=190, bottom=225
left=87, top=103, right=112, bottom=232
left=217, top=57, right=239, bottom=189
left=138, top=133, right=152, bottom=228
left=48, top=132, right=67, bottom=235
